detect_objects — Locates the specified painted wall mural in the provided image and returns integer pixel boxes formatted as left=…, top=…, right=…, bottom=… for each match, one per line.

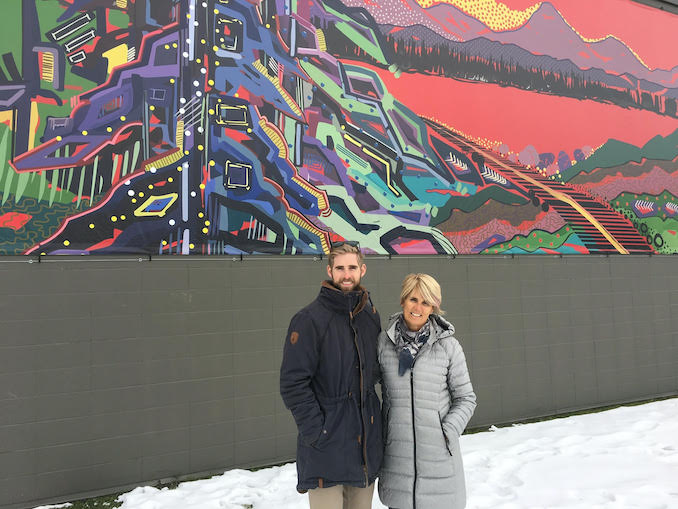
left=1, top=0, right=678, bottom=255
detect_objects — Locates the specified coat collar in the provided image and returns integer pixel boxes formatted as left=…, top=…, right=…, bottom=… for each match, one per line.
left=318, top=280, right=369, bottom=318
left=385, top=312, right=455, bottom=345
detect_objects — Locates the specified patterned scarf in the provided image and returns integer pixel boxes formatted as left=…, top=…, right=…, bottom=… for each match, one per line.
left=395, top=315, right=431, bottom=376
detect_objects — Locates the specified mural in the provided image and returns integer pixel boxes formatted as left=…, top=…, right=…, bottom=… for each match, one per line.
left=1, top=0, right=678, bottom=255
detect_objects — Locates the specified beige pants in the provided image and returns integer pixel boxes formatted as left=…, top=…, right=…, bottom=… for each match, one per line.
left=308, top=483, right=375, bottom=509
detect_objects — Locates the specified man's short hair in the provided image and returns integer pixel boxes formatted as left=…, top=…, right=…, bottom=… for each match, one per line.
left=328, top=241, right=364, bottom=268
left=400, top=273, right=444, bottom=315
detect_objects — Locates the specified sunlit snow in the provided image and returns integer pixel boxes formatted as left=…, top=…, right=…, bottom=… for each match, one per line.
left=35, top=398, right=678, bottom=509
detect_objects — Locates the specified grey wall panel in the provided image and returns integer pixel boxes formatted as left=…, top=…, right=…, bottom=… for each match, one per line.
left=1, top=255, right=678, bottom=509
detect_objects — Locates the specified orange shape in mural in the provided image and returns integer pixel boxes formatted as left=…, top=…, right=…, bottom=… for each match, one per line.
left=0, top=212, right=32, bottom=230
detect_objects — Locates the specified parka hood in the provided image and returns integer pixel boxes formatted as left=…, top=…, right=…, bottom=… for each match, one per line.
left=319, top=280, right=370, bottom=317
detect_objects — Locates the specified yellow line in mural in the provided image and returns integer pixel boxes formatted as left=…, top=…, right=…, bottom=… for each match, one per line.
left=41, top=52, right=54, bottom=83
left=142, top=148, right=183, bottom=172
left=252, top=60, right=303, bottom=117
left=481, top=151, right=629, bottom=254
left=292, top=176, right=329, bottom=211
left=286, top=210, right=331, bottom=253
left=316, top=29, right=327, bottom=52
left=258, top=118, right=288, bottom=159
left=361, top=146, right=400, bottom=197
left=176, top=119, right=184, bottom=152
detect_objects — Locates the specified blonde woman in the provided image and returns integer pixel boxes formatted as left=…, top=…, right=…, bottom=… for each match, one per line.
left=377, top=273, right=476, bottom=509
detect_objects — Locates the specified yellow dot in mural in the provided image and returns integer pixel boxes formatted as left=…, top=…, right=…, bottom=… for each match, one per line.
left=208, top=108, right=215, bottom=115
left=214, top=8, right=219, bottom=14
left=131, top=198, right=137, bottom=203
left=170, top=78, right=175, bottom=84
left=341, top=125, right=346, bottom=130
left=234, top=93, right=239, bottom=98
left=246, top=128, right=252, bottom=133
left=199, top=183, right=205, bottom=189
left=265, top=24, right=270, bottom=28
left=120, top=115, right=126, bottom=121
left=196, top=58, right=201, bottom=64
left=168, top=177, right=174, bottom=182
left=82, top=130, right=88, bottom=135
left=164, top=44, right=170, bottom=50
left=204, top=220, right=210, bottom=226
left=202, top=227, right=208, bottom=234
left=177, top=166, right=183, bottom=172
left=209, top=160, right=215, bottom=166
left=189, top=243, right=195, bottom=249
left=41, top=252, right=46, bottom=256
left=148, top=184, right=154, bottom=189
left=414, top=0, right=540, bottom=31
left=208, top=79, right=214, bottom=86
left=215, top=61, right=220, bottom=66
left=213, top=45, right=218, bottom=52
left=162, top=240, right=168, bottom=246
left=186, top=13, right=191, bottom=19
left=201, top=38, right=206, bottom=44
left=149, top=105, right=155, bottom=111
left=138, top=192, right=144, bottom=197
left=107, top=127, right=112, bottom=132
left=172, top=43, right=178, bottom=48
left=198, top=145, right=204, bottom=151
left=56, top=136, right=62, bottom=141
left=120, top=215, right=126, bottom=220
left=64, top=240, right=70, bottom=246
left=111, top=216, right=118, bottom=222
left=89, top=223, right=95, bottom=229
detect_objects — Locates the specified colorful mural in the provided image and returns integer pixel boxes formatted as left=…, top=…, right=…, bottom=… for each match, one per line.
left=1, top=0, right=678, bottom=255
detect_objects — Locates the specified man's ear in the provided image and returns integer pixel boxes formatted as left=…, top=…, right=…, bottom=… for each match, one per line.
left=326, top=264, right=333, bottom=279
left=360, top=264, right=367, bottom=278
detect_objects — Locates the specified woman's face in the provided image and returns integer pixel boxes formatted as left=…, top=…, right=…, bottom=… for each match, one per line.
left=401, top=288, right=434, bottom=331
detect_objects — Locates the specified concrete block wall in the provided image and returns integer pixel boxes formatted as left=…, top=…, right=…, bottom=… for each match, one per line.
left=1, top=255, right=677, bottom=509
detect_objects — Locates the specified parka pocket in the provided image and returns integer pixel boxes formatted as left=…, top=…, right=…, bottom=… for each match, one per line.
left=382, top=401, right=392, bottom=446
left=439, top=414, right=453, bottom=456
left=312, top=403, right=341, bottom=450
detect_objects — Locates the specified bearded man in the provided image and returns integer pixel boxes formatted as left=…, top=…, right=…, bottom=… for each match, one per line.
left=280, top=241, right=383, bottom=509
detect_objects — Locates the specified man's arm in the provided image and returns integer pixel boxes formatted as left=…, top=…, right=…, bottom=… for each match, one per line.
left=280, top=311, right=325, bottom=445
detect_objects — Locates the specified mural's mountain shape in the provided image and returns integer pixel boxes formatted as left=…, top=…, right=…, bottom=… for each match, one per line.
left=561, top=128, right=678, bottom=181
left=382, top=23, right=678, bottom=100
left=483, top=2, right=678, bottom=85
left=343, top=0, right=678, bottom=88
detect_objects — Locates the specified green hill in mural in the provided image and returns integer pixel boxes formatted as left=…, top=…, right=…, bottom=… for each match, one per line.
left=561, top=128, right=678, bottom=182
left=611, top=190, right=678, bottom=254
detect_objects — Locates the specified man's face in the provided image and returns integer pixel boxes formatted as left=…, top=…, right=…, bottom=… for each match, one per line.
left=327, top=252, right=366, bottom=292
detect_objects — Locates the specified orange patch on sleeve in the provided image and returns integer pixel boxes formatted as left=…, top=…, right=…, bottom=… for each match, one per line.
left=290, top=331, right=299, bottom=344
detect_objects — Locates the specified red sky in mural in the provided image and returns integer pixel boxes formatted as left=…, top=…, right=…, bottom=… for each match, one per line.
left=500, top=0, right=678, bottom=71
left=370, top=63, right=678, bottom=157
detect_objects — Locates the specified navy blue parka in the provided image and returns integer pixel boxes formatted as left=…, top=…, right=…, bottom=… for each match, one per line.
left=280, top=281, right=383, bottom=492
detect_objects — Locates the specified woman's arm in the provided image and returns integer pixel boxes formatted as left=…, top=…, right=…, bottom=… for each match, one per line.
left=442, top=339, right=477, bottom=437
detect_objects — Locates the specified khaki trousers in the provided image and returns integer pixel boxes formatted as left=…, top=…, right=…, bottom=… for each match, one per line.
left=308, top=483, right=375, bottom=509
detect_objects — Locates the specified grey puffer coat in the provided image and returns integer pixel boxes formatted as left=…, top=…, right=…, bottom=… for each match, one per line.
left=377, top=313, right=477, bottom=509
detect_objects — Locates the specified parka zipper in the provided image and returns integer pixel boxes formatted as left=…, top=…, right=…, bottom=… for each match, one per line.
left=410, top=366, right=417, bottom=509
left=350, top=315, right=369, bottom=487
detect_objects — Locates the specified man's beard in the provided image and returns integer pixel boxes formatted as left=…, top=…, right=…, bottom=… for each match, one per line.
left=331, top=277, right=360, bottom=292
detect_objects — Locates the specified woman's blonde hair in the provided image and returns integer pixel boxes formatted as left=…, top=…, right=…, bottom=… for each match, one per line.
left=400, top=273, right=444, bottom=315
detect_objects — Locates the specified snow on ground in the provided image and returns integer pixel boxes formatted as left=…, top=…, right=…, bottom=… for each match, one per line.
left=37, top=398, right=678, bottom=509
